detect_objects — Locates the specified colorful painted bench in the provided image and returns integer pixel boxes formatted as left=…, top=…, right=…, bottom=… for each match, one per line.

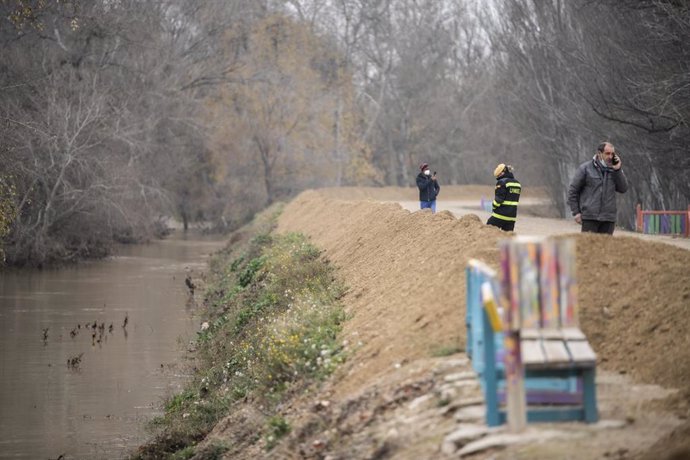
left=465, top=236, right=598, bottom=429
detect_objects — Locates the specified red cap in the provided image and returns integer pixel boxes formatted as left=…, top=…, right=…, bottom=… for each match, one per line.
left=419, top=162, right=429, bottom=171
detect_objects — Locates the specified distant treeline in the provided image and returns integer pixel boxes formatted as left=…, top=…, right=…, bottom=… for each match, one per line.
left=1, top=0, right=688, bottom=266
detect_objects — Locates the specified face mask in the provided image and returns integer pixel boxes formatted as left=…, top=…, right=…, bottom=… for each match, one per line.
left=424, top=170, right=431, bottom=176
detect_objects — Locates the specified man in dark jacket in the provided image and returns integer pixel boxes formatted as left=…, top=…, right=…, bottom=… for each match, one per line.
left=416, top=162, right=440, bottom=213
left=567, top=142, right=628, bottom=234
left=486, top=164, right=521, bottom=231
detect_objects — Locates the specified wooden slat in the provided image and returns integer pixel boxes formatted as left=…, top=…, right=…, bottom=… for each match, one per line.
left=566, top=340, right=597, bottom=364
left=540, top=328, right=563, bottom=340
left=561, top=327, right=586, bottom=340
left=539, top=239, right=560, bottom=328
left=542, top=339, right=571, bottom=364
left=520, top=338, right=546, bottom=365
left=521, top=328, right=540, bottom=339
left=468, top=258, right=497, bottom=277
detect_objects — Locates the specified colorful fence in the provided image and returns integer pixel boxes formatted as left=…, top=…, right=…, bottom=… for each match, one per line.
left=635, top=204, right=690, bottom=237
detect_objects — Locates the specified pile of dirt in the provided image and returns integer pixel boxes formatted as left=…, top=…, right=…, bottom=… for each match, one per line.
left=277, top=190, right=507, bottom=399
left=272, top=188, right=690, bottom=457
left=278, top=190, right=690, bottom=399
left=575, top=233, right=690, bottom=397
left=314, top=184, right=548, bottom=202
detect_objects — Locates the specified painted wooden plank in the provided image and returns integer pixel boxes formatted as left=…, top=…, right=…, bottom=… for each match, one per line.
left=557, top=239, right=578, bottom=327
left=542, top=339, right=571, bottom=364
left=516, top=237, right=542, bottom=329
left=582, top=367, right=599, bottom=423
left=483, top=299, right=501, bottom=427
left=482, top=281, right=503, bottom=332
left=566, top=340, right=597, bottom=364
left=539, top=239, right=560, bottom=328
left=540, top=328, right=563, bottom=340
left=561, top=327, right=586, bottom=340
left=499, top=376, right=579, bottom=393
left=521, top=328, right=540, bottom=339
left=500, top=240, right=521, bottom=331
left=527, top=407, right=586, bottom=423
left=520, top=338, right=545, bottom=365
left=504, top=331, right=526, bottom=432
left=468, top=258, right=496, bottom=276
left=466, top=267, right=474, bottom=359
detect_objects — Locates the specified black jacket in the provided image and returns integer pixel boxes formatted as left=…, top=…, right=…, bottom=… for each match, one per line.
left=567, top=157, right=628, bottom=222
left=491, top=172, right=521, bottom=221
left=416, top=173, right=440, bottom=202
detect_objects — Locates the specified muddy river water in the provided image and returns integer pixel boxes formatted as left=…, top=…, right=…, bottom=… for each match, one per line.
left=0, top=233, right=227, bottom=459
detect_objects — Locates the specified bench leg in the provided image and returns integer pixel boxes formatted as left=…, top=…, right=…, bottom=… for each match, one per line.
left=483, top=309, right=501, bottom=427
left=582, top=367, right=598, bottom=423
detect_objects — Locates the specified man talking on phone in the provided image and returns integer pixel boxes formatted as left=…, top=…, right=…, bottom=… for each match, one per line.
left=567, top=141, right=628, bottom=234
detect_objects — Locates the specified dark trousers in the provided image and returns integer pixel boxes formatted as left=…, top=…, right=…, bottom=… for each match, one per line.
left=581, top=219, right=615, bottom=235
left=487, top=216, right=515, bottom=232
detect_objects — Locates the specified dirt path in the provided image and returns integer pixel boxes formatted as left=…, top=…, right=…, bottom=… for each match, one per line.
left=210, top=186, right=690, bottom=459
left=396, top=199, right=690, bottom=252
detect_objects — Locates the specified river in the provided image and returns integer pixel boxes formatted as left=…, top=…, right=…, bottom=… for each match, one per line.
left=0, top=233, right=227, bottom=459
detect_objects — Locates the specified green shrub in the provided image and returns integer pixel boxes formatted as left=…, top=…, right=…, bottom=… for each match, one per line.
left=238, top=255, right=265, bottom=287
left=265, top=415, right=291, bottom=451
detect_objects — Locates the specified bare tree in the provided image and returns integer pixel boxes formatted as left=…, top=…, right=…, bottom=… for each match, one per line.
left=483, top=0, right=690, bottom=225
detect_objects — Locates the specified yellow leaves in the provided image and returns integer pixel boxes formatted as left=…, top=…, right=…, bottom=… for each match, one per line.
left=6, top=0, right=75, bottom=31
left=204, top=12, right=373, bottom=200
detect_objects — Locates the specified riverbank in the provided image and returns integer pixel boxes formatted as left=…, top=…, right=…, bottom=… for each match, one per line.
left=132, top=204, right=353, bottom=459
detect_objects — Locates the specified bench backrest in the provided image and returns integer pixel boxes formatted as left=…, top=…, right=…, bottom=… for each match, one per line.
left=499, top=236, right=578, bottom=331
left=467, top=236, right=595, bottom=368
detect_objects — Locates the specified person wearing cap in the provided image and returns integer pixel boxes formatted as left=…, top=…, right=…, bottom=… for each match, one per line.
left=486, top=164, right=521, bottom=231
left=416, top=162, right=440, bottom=213
left=567, top=141, right=628, bottom=234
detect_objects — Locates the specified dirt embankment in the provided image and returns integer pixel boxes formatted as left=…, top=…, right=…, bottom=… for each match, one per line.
left=201, top=186, right=689, bottom=459
left=278, top=188, right=690, bottom=396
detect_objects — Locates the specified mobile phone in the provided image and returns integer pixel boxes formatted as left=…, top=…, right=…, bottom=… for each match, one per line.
left=612, top=154, right=619, bottom=165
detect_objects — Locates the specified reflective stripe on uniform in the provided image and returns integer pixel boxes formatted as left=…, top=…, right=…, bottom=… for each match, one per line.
left=505, top=182, right=521, bottom=188
left=491, top=212, right=517, bottom=222
left=493, top=200, right=519, bottom=207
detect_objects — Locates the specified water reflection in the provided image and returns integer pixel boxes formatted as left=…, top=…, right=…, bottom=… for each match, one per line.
left=0, top=233, right=226, bottom=459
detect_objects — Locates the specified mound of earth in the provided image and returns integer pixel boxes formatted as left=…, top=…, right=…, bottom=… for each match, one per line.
left=206, top=187, right=690, bottom=459
left=314, top=184, right=548, bottom=201
left=279, top=189, right=690, bottom=396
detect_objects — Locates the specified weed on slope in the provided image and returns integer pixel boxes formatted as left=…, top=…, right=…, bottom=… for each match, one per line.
left=133, top=224, right=347, bottom=459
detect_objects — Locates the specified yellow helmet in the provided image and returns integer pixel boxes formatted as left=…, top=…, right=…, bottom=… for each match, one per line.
left=494, top=164, right=513, bottom=178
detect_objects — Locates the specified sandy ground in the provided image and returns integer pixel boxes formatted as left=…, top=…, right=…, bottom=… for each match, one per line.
left=208, top=186, right=690, bottom=459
